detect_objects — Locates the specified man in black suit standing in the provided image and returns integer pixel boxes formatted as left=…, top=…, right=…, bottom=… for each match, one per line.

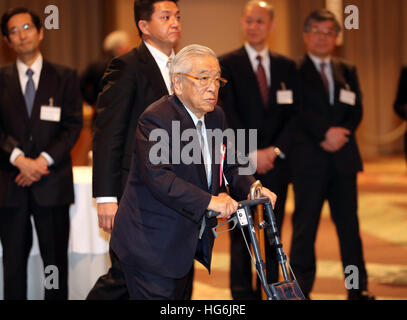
left=289, top=9, right=374, bottom=300
left=110, top=44, right=277, bottom=299
left=0, top=8, right=82, bottom=300
left=219, top=1, right=300, bottom=300
left=88, top=0, right=182, bottom=299
left=394, top=67, right=407, bottom=162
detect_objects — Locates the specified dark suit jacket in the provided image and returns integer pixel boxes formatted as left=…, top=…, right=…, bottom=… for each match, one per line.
left=291, top=55, right=363, bottom=175
left=0, top=61, right=83, bottom=207
left=394, top=66, right=407, bottom=156
left=92, top=42, right=169, bottom=199
left=219, top=47, right=301, bottom=156
left=110, top=95, right=255, bottom=279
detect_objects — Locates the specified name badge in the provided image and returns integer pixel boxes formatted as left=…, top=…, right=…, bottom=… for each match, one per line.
left=40, top=98, right=61, bottom=122
left=277, top=90, right=293, bottom=105
left=40, top=106, right=61, bottom=122
left=339, top=89, right=356, bottom=106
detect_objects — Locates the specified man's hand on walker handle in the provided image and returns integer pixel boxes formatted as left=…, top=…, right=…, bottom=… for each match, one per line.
left=257, top=187, right=277, bottom=209
left=207, top=193, right=238, bottom=220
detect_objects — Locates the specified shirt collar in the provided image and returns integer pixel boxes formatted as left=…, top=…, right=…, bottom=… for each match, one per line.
left=16, top=54, right=43, bottom=77
left=180, top=100, right=205, bottom=127
left=144, top=41, right=175, bottom=68
left=244, top=42, right=269, bottom=62
left=308, top=53, right=331, bottom=69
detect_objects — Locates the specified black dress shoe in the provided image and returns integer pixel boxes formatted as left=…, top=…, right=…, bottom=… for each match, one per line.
left=348, top=290, right=376, bottom=300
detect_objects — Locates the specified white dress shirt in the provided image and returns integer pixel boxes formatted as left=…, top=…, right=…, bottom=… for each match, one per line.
left=308, top=53, right=335, bottom=105
left=244, top=42, right=271, bottom=87
left=144, top=41, right=175, bottom=95
left=183, top=105, right=212, bottom=188
left=97, top=42, right=175, bottom=204
left=10, top=54, right=54, bottom=167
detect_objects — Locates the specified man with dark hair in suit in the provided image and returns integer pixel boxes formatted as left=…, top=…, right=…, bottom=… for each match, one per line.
left=0, top=7, right=83, bottom=300
left=88, top=0, right=182, bottom=300
left=394, top=67, right=407, bottom=162
left=289, top=9, right=374, bottom=300
left=219, top=0, right=300, bottom=300
left=110, top=44, right=277, bottom=299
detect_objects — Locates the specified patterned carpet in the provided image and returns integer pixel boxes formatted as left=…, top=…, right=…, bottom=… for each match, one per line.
left=192, top=156, right=407, bottom=300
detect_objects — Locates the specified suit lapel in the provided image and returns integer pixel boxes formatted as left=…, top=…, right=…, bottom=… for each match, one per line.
left=239, top=47, right=266, bottom=109
left=29, top=62, right=57, bottom=128
left=331, top=59, right=346, bottom=103
left=7, top=64, right=30, bottom=124
left=172, top=96, right=210, bottom=191
left=138, top=42, right=169, bottom=97
left=304, top=55, right=330, bottom=104
left=205, top=112, right=220, bottom=195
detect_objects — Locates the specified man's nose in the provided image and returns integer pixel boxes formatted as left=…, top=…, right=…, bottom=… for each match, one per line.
left=170, top=16, right=181, bottom=28
left=207, top=80, right=217, bottom=93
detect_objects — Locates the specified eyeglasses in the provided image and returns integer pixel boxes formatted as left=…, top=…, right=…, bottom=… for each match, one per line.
left=8, top=23, right=35, bottom=37
left=308, top=27, right=337, bottom=37
left=178, top=73, right=228, bottom=88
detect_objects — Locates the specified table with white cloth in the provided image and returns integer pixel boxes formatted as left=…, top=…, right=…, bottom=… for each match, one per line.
left=0, top=167, right=111, bottom=300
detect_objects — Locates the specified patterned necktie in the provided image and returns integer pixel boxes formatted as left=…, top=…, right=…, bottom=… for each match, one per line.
left=25, top=69, right=36, bottom=117
left=320, top=62, right=330, bottom=95
left=197, top=120, right=211, bottom=239
left=256, top=55, right=269, bottom=107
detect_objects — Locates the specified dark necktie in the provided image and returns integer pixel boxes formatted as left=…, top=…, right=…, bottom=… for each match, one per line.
left=320, top=62, right=330, bottom=96
left=25, top=69, right=36, bottom=117
left=256, top=55, right=269, bottom=107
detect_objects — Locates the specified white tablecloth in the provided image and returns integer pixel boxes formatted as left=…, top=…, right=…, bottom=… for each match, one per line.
left=0, top=167, right=111, bottom=300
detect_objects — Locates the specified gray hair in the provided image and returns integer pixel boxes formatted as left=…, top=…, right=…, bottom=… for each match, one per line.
left=303, top=9, right=342, bottom=35
left=169, top=44, right=218, bottom=79
left=244, top=1, right=274, bottom=20
left=103, top=30, right=129, bottom=56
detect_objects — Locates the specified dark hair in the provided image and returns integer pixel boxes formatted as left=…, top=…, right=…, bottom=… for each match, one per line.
left=1, top=7, right=42, bottom=40
left=303, top=9, right=341, bottom=34
left=133, top=0, right=179, bottom=37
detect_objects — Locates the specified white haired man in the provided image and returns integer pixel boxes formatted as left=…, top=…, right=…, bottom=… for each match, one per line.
left=109, top=44, right=277, bottom=299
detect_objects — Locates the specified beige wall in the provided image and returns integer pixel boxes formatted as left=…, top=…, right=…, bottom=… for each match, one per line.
left=1, top=0, right=406, bottom=160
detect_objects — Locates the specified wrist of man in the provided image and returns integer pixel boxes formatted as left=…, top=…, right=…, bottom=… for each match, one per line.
left=10, top=148, right=25, bottom=166
left=96, top=197, right=118, bottom=204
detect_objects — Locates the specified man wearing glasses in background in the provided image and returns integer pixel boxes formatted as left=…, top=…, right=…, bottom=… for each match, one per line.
left=289, top=9, right=374, bottom=300
left=0, top=7, right=82, bottom=300
left=219, top=0, right=300, bottom=300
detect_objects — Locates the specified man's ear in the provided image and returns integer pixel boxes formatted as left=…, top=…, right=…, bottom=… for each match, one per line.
left=267, top=18, right=276, bottom=34
left=39, top=27, right=44, bottom=41
left=3, top=35, right=10, bottom=45
left=172, top=74, right=183, bottom=95
left=138, top=20, right=150, bottom=36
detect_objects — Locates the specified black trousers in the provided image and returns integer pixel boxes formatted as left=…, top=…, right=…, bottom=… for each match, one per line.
left=86, top=246, right=194, bottom=300
left=229, top=163, right=290, bottom=299
left=0, top=195, right=70, bottom=300
left=121, top=258, right=195, bottom=300
left=289, top=171, right=368, bottom=297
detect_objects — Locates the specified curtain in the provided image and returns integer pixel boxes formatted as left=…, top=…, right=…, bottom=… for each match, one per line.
left=0, top=0, right=105, bottom=73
